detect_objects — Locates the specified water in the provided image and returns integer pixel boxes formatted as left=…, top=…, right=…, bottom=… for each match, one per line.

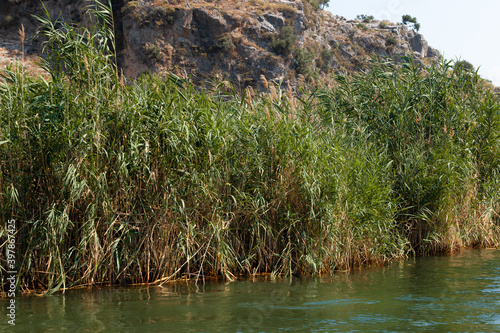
left=2, top=249, right=500, bottom=332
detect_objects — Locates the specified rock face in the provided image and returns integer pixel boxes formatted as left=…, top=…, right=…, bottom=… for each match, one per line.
left=410, top=33, right=429, bottom=57
left=494, top=86, right=500, bottom=98
left=0, top=0, right=442, bottom=90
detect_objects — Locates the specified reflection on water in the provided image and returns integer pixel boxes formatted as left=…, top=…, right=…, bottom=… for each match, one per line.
left=1, top=249, right=499, bottom=332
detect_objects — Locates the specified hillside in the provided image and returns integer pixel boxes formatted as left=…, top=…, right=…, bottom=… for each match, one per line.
left=1, top=0, right=441, bottom=89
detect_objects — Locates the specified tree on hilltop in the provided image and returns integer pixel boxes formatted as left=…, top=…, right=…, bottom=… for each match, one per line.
left=318, top=0, right=330, bottom=8
left=402, top=14, right=420, bottom=31
left=307, top=0, right=330, bottom=10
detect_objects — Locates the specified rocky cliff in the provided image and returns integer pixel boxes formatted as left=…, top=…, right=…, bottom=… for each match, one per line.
left=1, top=0, right=441, bottom=90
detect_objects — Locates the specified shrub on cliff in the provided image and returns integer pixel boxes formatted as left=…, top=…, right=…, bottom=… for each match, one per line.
left=270, top=26, right=296, bottom=55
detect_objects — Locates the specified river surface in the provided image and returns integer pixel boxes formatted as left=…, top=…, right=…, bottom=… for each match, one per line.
left=1, top=249, right=500, bottom=332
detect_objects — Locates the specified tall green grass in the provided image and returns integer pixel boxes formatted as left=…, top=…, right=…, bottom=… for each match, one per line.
left=317, top=58, right=500, bottom=252
left=1, top=2, right=499, bottom=293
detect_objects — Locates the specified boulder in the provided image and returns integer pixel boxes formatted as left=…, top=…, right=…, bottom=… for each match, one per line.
left=411, top=34, right=428, bottom=58
left=263, top=13, right=285, bottom=31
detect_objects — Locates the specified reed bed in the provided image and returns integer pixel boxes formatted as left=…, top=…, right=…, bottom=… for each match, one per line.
left=1, top=3, right=499, bottom=293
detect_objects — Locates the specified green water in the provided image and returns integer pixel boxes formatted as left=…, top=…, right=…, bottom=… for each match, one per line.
left=2, top=249, right=500, bottom=332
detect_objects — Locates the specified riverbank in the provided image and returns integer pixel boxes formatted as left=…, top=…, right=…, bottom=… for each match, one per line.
left=1, top=5, right=499, bottom=294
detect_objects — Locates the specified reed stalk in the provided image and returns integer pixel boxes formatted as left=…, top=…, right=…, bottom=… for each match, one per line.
left=0, top=3, right=499, bottom=294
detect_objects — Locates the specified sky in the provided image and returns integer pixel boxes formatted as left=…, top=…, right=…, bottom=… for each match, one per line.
left=326, top=0, right=500, bottom=86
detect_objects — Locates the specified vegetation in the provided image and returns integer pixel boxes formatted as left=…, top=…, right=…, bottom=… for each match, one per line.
left=215, top=33, right=236, bottom=53
left=387, top=35, right=397, bottom=46
left=148, top=5, right=176, bottom=26
left=402, top=14, right=420, bottom=32
left=305, top=0, right=330, bottom=10
left=318, top=47, right=334, bottom=71
left=142, top=42, right=163, bottom=61
left=357, top=23, right=369, bottom=31
left=455, top=59, right=475, bottom=72
left=379, top=21, right=388, bottom=29
left=294, top=48, right=316, bottom=77
left=357, top=14, right=374, bottom=23
left=1, top=3, right=499, bottom=294
left=270, top=26, right=296, bottom=55
left=124, top=1, right=176, bottom=27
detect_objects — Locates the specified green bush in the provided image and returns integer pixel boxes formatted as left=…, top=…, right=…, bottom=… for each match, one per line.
left=387, top=35, right=397, bottom=46
left=357, top=23, right=369, bottom=31
left=142, top=42, right=162, bottom=60
left=270, top=26, right=296, bottom=55
left=318, top=47, right=334, bottom=70
left=294, top=48, right=315, bottom=76
left=215, top=34, right=236, bottom=52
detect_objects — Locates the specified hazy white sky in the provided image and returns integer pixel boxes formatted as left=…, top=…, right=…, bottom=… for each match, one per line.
left=327, top=0, right=500, bottom=86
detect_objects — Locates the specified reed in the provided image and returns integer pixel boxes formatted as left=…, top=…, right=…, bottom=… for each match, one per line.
left=316, top=57, right=500, bottom=253
left=1, top=2, right=499, bottom=294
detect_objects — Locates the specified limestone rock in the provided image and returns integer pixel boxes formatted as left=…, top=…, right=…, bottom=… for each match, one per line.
left=411, top=34, right=428, bottom=58
left=263, top=13, right=285, bottom=31
left=0, top=0, right=443, bottom=91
